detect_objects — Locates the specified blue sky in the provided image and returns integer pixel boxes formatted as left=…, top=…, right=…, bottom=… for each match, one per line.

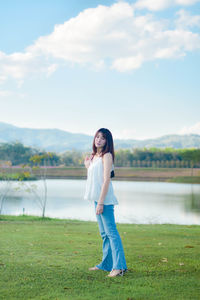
left=0, top=0, right=200, bottom=140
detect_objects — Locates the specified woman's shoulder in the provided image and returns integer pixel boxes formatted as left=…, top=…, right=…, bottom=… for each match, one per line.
left=103, top=152, right=112, bottom=158
left=102, top=152, right=113, bottom=163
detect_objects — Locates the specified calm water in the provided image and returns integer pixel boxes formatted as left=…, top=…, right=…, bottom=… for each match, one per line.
left=0, top=179, right=200, bottom=225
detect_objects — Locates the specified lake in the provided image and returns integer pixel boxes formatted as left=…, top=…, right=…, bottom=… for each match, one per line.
left=0, top=179, right=200, bottom=225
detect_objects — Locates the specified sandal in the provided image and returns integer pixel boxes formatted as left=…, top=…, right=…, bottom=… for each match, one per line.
left=107, top=269, right=127, bottom=277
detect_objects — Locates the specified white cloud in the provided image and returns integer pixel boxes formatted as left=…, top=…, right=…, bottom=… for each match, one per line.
left=0, top=49, right=59, bottom=85
left=0, top=90, right=13, bottom=97
left=0, top=1, right=200, bottom=82
left=112, top=54, right=143, bottom=71
left=134, top=0, right=174, bottom=11
left=0, top=51, right=33, bottom=80
left=134, top=0, right=200, bottom=11
left=176, top=0, right=200, bottom=5
left=27, top=2, right=134, bottom=64
left=175, top=9, right=200, bottom=29
left=179, top=122, right=200, bottom=135
left=46, top=64, right=58, bottom=77
left=0, top=89, right=26, bottom=98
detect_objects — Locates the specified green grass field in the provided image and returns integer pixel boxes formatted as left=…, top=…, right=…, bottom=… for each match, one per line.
left=0, top=215, right=200, bottom=300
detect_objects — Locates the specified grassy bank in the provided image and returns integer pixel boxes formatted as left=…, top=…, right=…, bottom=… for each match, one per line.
left=0, top=173, right=37, bottom=181
left=2, top=167, right=200, bottom=183
left=168, top=176, right=200, bottom=184
left=0, top=215, right=200, bottom=300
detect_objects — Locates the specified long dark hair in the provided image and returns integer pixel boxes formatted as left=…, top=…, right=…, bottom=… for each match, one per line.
left=92, top=128, right=115, bottom=162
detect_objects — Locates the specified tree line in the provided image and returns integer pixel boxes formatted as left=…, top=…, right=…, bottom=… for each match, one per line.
left=0, top=142, right=200, bottom=168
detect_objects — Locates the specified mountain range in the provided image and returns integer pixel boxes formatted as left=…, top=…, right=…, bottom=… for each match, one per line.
left=0, top=122, right=200, bottom=153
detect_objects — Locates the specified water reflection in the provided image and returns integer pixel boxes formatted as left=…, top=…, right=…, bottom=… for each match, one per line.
left=0, top=180, right=200, bottom=225
left=184, top=185, right=200, bottom=213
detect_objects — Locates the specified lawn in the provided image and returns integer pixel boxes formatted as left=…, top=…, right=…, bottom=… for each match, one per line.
left=0, top=215, right=200, bottom=300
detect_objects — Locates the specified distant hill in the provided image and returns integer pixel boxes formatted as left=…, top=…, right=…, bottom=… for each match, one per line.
left=0, top=122, right=92, bottom=152
left=0, top=122, right=200, bottom=152
left=114, top=134, right=200, bottom=149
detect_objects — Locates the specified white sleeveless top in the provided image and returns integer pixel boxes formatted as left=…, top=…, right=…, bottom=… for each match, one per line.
left=84, top=156, right=118, bottom=205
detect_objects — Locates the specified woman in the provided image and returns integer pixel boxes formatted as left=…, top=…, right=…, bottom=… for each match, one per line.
left=84, top=128, right=127, bottom=277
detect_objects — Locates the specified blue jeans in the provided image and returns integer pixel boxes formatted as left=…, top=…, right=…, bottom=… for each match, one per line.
left=94, top=201, right=127, bottom=272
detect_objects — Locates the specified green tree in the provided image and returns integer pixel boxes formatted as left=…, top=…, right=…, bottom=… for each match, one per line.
left=181, top=149, right=200, bottom=176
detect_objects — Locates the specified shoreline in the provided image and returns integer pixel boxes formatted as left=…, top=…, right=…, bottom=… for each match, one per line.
left=1, top=167, right=200, bottom=183
left=1, top=214, right=200, bottom=226
left=1, top=215, right=200, bottom=226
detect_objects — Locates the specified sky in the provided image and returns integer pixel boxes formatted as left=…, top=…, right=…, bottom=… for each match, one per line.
left=0, top=0, right=200, bottom=140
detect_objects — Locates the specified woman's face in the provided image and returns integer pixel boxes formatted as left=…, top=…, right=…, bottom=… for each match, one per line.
left=95, top=132, right=106, bottom=149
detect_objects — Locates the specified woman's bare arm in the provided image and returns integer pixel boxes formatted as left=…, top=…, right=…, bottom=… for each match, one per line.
left=96, top=152, right=112, bottom=214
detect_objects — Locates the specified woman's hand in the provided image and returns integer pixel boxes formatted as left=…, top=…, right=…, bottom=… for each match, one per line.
left=84, top=155, right=92, bottom=168
left=96, top=203, right=104, bottom=215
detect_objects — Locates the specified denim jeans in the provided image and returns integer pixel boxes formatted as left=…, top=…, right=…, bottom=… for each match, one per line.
left=94, top=201, right=127, bottom=272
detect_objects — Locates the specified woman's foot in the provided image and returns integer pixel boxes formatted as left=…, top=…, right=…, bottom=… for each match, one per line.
left=107, top=269, right=124, bottom=277
left=88, top=266, right=100, bottom=271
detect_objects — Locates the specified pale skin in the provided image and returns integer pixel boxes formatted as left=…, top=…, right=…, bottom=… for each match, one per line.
left=85, top=132, right=123, bottom=277
left=84, top=131, right=112, bottom=215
